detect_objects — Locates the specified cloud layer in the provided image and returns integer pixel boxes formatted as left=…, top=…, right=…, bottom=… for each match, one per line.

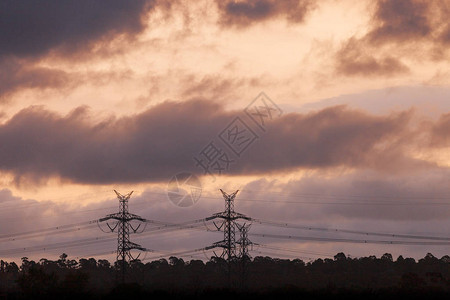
left=0, top=99, right=445, bottom=185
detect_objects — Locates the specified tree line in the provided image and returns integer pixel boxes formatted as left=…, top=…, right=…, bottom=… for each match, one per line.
left=1, top=252, right=450, bottom=299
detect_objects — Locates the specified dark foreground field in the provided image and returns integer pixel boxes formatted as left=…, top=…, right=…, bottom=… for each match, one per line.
left=2, top=286, right=450, bottom=300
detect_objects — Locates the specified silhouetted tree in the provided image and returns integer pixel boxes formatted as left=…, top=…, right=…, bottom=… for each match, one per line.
left=0, top=252, right=450, bottom=297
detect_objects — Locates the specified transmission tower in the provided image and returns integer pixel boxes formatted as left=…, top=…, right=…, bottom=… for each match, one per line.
left=210, top=189, right=250, bottom=287
left=236, top=223, right=253, bottom=289
left=236, top=223, right=253, bottom=260
left=99, top=190, right=146, bottom=283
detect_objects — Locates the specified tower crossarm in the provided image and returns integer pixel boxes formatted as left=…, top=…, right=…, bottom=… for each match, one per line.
left=124, top=241, right=147, bottom=252
left=127, top=214, right=147, bottom=222
left=212, top=240, right=229, bottom=249
left=210, top=212, right=251, bottom=221
left=234, top=212, right=251, bottom=221
left=99, top=213, right=146, bottom=223
left=206, top=215, right=219, bottom=221
left=204, top=244, right=219, bottom=251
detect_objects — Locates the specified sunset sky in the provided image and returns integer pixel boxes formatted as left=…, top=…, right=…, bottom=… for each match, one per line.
left=1, top=0, right=450, bottom=263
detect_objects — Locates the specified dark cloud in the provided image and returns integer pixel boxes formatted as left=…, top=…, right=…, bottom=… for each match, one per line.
left=0, top=99, right=438, bottom=185
left=0, top=58, right=132, bottom=102
left=0, top=59, right=72, bottom=100
left=216, top=0, right=314, bottom=27
left=365, top=0, right=450, bottom=49
left=430, top=113, right=450, bottom=147
left=240, top=106, right=426, bottom=174
left=368, top=0, right=431, bottom=44
left=335, top=39, right=409, bottom=76
left=334, top=0, right=450, bottom=76
left=0, top=0, right=156, bottom=101
left=440, top=25, right=450, bottom=44
left=0, top=100, right=231, bottom=185
left=0, top=0, right=154, bottom=59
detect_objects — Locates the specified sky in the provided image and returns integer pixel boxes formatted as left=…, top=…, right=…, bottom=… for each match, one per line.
left=1, top=0, right=450, bottom=263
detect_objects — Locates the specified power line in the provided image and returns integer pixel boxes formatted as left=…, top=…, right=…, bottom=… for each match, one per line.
left=4, top=186, right=450, bottom=266
left=239, top=199, right=450, bottom=206
left=119, top=190, right=450, bottom=206
left=257, top=244, right=335, bottom=258
left=0, top=220, right=99, bottom=241
left=239, top=188, right=450, bottom=201
left=0, top=236, right=115, bottom=256
left=252, top=219, right=450, bottom=241
left=250, top=232, right=450, bottom=245
left=141, top=246, right=215, bottom=262
left=0, top=224, right=98, bottom=243
left=75, top=250, right=116, bottom=260
left=252, top=249, right=315, bottom=261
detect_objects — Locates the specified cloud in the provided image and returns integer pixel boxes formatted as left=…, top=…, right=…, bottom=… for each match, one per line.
left=0, top=58, right=133, bottom=102
left=0, top=100, right=231, bottom=185
left=0, top=59, right=73, bottom=101
left=335, top=38, right=409, bottom=76
left=216, top=0, right=314, bottom=27
left=180, top=74, right=263, bottom=103
left=277, top=169, right=450, bottom=221
left=0, top=0, right=157, bottom=101
left=229, top=169, right=450, bottom=259
left=220, top=169, right=450, bottom=232
left=334, top=0, right=450, bottom=76
left=439, top=25, right=450, bottom=45
left=0, top=188, right=121, bottom=262
left=368, top=0, right=431, bottom=44
left=0, top=0, right=155, bottom=60
left=0, top=99, right=440, bottom=185
left=239, top=106, right=423, bottom=174
left=182, top=75, right=243, bottom=99
left=430, top=112, right=450, bottom=147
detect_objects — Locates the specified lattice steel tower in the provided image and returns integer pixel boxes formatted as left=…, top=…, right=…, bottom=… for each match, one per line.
left=99, top=190, right=146, bottom=283
left=212, top=189, right=251, bottom=261
left=236, top=223, right=252, bottom=259
left=236, top=222, right=253, bottom=289
left=209, top=189, right=251, bottom=288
